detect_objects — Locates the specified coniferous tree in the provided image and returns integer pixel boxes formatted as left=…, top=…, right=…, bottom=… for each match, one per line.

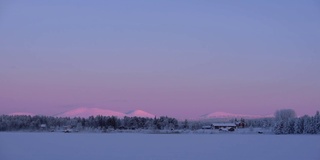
left=273, top=120, right=284, bottom=134
left=303, top=116, right=316, bottom=134
left=182, top=119, right=189, bottom=129
left=294, top=118, right=304, bottom=134
left=314, top=111, right=320, bottom=134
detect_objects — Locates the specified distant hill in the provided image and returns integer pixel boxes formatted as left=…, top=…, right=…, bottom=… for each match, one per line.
left=8, top=112, right=35, bottom=116
left=55, top=107, right=155, bottom=118
left=200, top=111, right=273, bottom=120
left=7, top=109, right=273, bottom=120
left=55, top=107, right=126, bottom=118
left=126, top=110, right=155, bottom=118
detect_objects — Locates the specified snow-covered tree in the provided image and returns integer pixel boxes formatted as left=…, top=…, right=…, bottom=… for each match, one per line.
left=314, top=111, right=320, bottom=134
left=273, top=109, right=297, bottom=134
left=283, top=118, right=295, bottom=134
left=182, top=119, right=189, bottom=129
left=273, top=120, right=284, bottom=134
left=294, top=118, right=304, bottom=134
left=275, top=109, right=296, bottom=122
left=303, top=116, right=316, bottom=134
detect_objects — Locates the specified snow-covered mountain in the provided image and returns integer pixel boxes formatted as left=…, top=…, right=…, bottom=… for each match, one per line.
left=55, top=107, right=155, bottom=118
left=126, top=110, right=155, bottom=118
left=56, top=107, right=126, bottom=118
left=200, top=111, right=273, bottom=120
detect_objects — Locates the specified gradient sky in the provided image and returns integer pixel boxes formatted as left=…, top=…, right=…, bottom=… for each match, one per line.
left=1, top=0, right=320, bottom=118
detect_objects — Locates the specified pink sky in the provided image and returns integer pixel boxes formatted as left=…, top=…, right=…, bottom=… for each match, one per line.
left=1, top=1, right=319, bottom=119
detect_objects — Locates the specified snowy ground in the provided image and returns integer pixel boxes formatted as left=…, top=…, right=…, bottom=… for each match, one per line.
left=1, top=132, right=319, bottom=160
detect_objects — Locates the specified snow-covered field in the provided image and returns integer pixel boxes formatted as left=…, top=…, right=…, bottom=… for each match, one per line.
left=1, top=132, right=319, bottom=160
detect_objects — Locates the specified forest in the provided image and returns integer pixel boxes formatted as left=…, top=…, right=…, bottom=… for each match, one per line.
left=0, top=109, right=319, bottom=134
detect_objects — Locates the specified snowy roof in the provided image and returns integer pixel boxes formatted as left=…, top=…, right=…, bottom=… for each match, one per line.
left=212, top=123, right=236, bottom=127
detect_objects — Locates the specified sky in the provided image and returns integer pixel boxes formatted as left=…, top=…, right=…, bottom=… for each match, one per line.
left=0, top=0, right=319, bottom=119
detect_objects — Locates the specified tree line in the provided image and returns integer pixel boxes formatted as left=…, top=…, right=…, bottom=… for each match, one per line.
left=1, top=109, right=319, bottom=134
left=246, top=109, right=320, bottom=134
left=0, top=115, right=179, bottom=132
left=273, top=110, right=320, bottom=134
